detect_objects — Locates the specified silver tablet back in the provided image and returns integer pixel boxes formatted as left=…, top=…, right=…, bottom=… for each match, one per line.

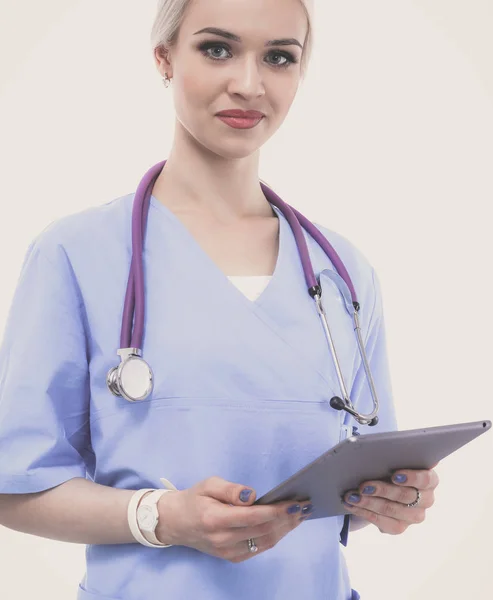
left=254, top=420, right=491, bottom=519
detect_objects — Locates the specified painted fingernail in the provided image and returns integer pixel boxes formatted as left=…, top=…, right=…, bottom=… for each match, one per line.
left=301, top=503, right=314, bottom=515
left=348, top=493, right=361, bottom=503
left=240, top=489, right=252, bottom=502
left=287, top=504, right=301, bottom=514
left=393, top=474, right=407, bottom=484
left=362, top=485, right=376, bottom=495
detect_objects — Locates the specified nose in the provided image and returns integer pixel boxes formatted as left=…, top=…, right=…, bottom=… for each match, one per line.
left=227, top=56, right=265, bottom=99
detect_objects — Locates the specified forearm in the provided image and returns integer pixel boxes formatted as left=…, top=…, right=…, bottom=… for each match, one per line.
left=0, top=477, right=138, bottom=545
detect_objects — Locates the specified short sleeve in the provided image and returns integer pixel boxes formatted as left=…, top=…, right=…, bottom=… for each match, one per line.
left=0, top=239, right=92, bottom=494
left=339, top=267, right=398, bottom=546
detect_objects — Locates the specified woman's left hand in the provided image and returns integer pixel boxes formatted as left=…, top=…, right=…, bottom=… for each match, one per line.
left=342, top=467, right=439, bottom=534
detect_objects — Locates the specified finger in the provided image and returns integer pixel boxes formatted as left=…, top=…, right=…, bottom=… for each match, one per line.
left=228, top=511, right=305, bottom=562
left=342, top=502, right=411, bottom=535
left=200, top=477, right=258, bottom=507
left=391, top=468, right=439, bottom=490
left=214, top=499, right=313, bottom=529
left=344, top=494, right=427, bottom=525
left=228, top=500, right=313, bottom=545
left=354, top=481, right=435, bottom=509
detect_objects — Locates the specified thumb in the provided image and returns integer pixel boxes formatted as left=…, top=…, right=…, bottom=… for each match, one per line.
left=200, top=476, right=256, bottom=506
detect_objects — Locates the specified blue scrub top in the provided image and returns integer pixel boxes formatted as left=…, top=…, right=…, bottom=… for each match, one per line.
left=0, top=192, right=398, bottom=599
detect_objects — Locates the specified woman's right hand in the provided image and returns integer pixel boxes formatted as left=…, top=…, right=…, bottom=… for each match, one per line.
left=155, top=476, right=313, bottom=562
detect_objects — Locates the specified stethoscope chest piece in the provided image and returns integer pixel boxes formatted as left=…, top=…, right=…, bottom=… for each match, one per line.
left=106, top=348, right=154, bottom=402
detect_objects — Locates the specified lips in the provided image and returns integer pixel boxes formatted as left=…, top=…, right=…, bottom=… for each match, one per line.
left=216, top=114, right=264, bottom=129
left=216, top=110, right=265, bottom=119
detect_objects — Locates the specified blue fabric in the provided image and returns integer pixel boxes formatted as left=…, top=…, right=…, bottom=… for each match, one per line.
left=0, top=193, right=397, bottom=599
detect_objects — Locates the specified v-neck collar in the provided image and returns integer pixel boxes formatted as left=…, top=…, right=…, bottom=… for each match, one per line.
left=145, top=193, right=343, bottom=397
left=149, top=194, right=286, bottom=310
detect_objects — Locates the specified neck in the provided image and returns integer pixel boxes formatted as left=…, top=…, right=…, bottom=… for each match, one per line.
left=151, top=120, right=273, bottom=221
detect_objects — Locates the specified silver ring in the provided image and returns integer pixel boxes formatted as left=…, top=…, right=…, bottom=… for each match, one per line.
left=407, top=488, right=421, bottom=508
left=247, top=537, right=258, bottom=553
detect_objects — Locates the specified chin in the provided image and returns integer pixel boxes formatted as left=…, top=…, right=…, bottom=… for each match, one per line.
left=211, top=144, right=263, bottom=160
left=196, top=134, right=263, bottom=161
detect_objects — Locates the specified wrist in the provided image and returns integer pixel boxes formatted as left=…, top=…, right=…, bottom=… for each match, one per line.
left=155, top=489, right=179, bottom=546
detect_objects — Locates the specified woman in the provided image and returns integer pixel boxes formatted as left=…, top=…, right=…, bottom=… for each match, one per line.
left=0, top=0, right=439, bottom=598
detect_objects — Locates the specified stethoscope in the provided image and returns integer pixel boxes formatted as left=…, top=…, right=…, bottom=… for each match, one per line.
left=106, top=160, right=379, bottom=427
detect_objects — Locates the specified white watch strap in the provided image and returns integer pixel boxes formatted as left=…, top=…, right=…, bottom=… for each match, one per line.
left=138, top=489, right=171, bottom=546
left=128, top=488, right=161, bottom=547
left=160, top=478, right=178, bottom=491
left=128, top=479, right=180, bottom=548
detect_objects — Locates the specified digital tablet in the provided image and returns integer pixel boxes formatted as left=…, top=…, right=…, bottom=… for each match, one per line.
left=253, top=419, right=491, bottom=519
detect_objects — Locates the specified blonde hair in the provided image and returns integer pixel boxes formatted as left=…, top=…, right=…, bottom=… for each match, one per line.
left=150, top=0, right=315, bottom=81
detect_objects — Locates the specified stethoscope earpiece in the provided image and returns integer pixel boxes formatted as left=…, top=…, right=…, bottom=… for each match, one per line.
left=330, top=396, right=379, bottom=427
left=330, top=396, right=346, bottom=411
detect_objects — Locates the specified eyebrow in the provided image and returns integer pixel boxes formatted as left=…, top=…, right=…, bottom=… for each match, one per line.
left=193, top=27, right=303, bottom=50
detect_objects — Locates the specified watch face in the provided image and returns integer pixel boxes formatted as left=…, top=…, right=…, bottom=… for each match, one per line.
left=137, top=505, right=157, bottom=530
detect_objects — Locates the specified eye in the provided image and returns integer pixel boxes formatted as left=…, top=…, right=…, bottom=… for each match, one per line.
left=200, top=43, right=231, bottom=61
left=198, top=42, right=298, bottom=69
left=268, top=51, right=297, bottom=68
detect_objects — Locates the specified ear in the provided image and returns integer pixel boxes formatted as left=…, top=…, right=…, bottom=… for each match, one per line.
left=154, top=45, right=173, bottom=79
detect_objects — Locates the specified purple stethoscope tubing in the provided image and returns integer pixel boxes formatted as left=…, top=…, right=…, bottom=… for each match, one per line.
left=117, top=160, right=380, bottom=425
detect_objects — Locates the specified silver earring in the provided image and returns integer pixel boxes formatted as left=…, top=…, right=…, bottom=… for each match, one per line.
left=162, top=72, right=172, bottom=88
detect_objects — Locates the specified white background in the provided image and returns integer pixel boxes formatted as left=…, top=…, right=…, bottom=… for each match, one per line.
left=0, top=1, right=492, bottom=598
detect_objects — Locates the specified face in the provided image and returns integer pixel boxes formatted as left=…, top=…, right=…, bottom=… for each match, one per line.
left=154, top=0, right=308, bottom=159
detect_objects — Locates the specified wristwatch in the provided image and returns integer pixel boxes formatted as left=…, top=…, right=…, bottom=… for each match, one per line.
left=137, top=489, right=173, bottom=546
